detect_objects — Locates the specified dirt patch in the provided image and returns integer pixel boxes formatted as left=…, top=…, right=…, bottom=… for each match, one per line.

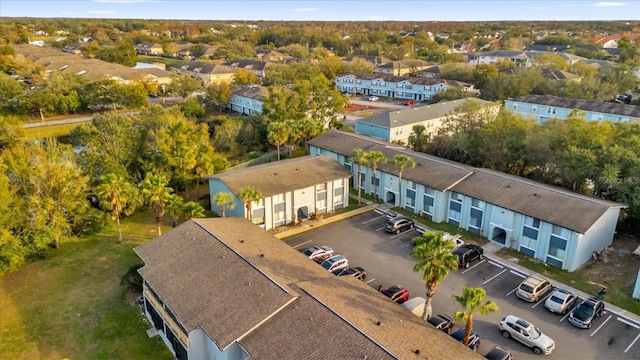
left=344, top=103, right=379, bottom=112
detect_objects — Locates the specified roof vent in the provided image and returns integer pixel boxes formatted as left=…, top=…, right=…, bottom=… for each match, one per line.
left=260, top=254, right=264, bottom=257
left=376, top=321, right=382, bottom=326
left=239, top=239, right=244, bottom=243
left=413, top=349, right=420, bottom=355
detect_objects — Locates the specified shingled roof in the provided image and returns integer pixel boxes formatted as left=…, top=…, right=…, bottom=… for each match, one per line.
left=231, top=85, right=267, bottom=101
left=508, top=95, right=640, bottom=118
left=308, top=130, right=624, bottom=233
left=135, top=218, right=483, bottom=359
left=206, top=156, right=353, bottom=197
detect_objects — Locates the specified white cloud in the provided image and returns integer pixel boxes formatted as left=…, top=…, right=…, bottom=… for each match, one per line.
left=589, top=2, right=628, bottom=7
left=90, top=10, right=116, bottom=14
left=290, top=7, right=317, bottom=12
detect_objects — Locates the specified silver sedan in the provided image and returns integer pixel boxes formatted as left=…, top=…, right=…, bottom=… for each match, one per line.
left=544, top=288, right=578, bottom=314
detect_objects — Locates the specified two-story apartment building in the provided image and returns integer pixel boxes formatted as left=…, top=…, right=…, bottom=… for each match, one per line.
left=473, top=50, right=533, bottom=67
left=505, top=95, right=640, bottom=124
left=335, top=73, right=474, bottom=102
left=227, top=85, right=267, bottom=115
left=308, top=130, right=625, bottom=272
left=206, top=156, right=352, bottom=230
left=135, top=218, right=481, bottom=360
left=168, top=61, right=235, bottom=87
left=134, top=42, right=164, bottom=55
left=223, top=59, right=272, bottom=83
left=355, top=98, right=497, bottom=144
left=374, top=59, right=434, bottom=76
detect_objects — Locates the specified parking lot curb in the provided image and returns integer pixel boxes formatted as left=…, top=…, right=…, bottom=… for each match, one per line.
left=274, top=205, right=376, bottom=239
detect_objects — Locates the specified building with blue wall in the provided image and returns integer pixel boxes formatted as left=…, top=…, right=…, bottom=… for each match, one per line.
left=308, top=130, right=625, bottom=272
left=227, top=85, right=267, bottom=116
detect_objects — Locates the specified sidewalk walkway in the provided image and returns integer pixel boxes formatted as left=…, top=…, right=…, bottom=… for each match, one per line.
left=274, top=194, right=640, bottom=325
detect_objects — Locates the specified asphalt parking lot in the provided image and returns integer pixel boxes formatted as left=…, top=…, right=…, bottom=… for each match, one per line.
left=282, top=209, right=640, bottom=359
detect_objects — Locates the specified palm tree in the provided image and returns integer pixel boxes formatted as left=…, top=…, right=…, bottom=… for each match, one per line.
left=237, top=186, right=262, bottom=221
left=410, top=231, right=459, bottom=320
left=453, top=286, right=499, bottom=348
left=140, top=173, right=173, bottom=236
left=392, top=154, right=415, bottom=208
left=165, top=193, right=184, bottom=227
left=363, top=150, right=387, bottom=200
left=212, top=191, right=235, bottom=218
left=94, top=173, right=139, bottom=243
left=267, top=122, right=289, bottom=161
left=183, top=201, right=205, bottom=219
left=349, top=148, right=366, bottom=205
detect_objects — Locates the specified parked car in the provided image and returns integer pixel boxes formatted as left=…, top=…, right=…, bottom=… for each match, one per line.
left=568, top=297, right=605, bottom=329
left=404, top=100, right=415, bottom=106
left=498, top=315, right=555, bottom=355
left=443, top=233, right=465, bottom=249
left=428, top=313, right=455, bottom=334
left=302, top=245, right=334, bottom=263
left=319, top=255, right=349, bottom=272
left=452, top=244, right=484, bottom=268
left=385, top=216, right=415, bottom=234
left=544, top=288, right=578, bottom=314
left=378, top=284, right=409, bottom=304
left=332, top=266, right=366, bottom=281
left=484, top=345, right=514, bottom=360
left=516, top=275, right=553, bottom=303
left=401, top=297, right=425, bottom=317
left=368, top=95, right=379, bottom=101
left=450, top=328, right=480, bottom=351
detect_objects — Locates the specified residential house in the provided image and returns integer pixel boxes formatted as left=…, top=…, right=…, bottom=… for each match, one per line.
left=134, top=42, right=164, bottom=56
left=223, top=59, right=272, bottom=83
left=375, top=59, right=433, bottom=76
left=227, top=85, right=267, bottom=115
left=255, top=49, right=285, bottom=62
left=135, top=218, right=481, bottom=360
left=346, top=55, right=393, bottom=67
left=335, top=73, right=474, bottom=102
left=308, top=130, right=625, bottom=272
left=206, top=156, right=352, bottom=230
left=355, top=98, right=497, bottom=144
left=500, top=67, right=581, bottom=82
left=504, top=95, right=640, bottom=124
left=61, top=43, right=83, bottom=55
left=168, top=61, right=235, bottom=87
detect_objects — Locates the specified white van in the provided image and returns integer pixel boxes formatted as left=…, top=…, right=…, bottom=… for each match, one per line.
left=401, top=297, right=426, bottom=317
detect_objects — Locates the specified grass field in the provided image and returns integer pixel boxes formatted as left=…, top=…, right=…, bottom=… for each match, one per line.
left=23, top=123, right=85, bottom=140
left=0, top=210, right=173, bottom=360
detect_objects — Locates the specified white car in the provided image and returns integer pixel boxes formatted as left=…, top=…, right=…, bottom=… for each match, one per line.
left=443, top=233, right=464, bottom=249
left=368, top=96, right=379, bottom=101
left=498, top=315, right=555, bottom=355
left=320, top=255, right=349, bottom=272
left=544, top=288, right=578, bottom=314
left=302, top=245, right=334, bottom=263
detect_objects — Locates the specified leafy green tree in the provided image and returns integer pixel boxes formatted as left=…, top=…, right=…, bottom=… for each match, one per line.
left=392, top=154, right=415, bottom=207
left=408, top=124, right=429, bottom=152
left=237, top=186, right=262, bottom=221
left=183, top=201, right=205, bottom=219
left=453, top=286, right=500, bottom=348
left=471, top=64, right=499, bottom=89
left=364, top=151, right=387, bottom=200
left=267, top=121, right=289, bottom=161
left=0, top=116, right=25, bottom=150
left=295, top=117, right=325, bottom=154
left=165, top=193, right=184, bottom=227
left=79, top=79, right=123, bottom=110
left=295, top=74, right=348, bottom=128
left=0, top=72, right=26, bottom=103
left=350, top=148, right=366, bottom=205
left=189, top=43, right=207, bottom=59
left=232, top=68, right=260, bottom=85
left=95, top=41, right=137, bottom=67
left=95, top=173, right=139, bottom=242
left=212, top=191, right=235, bottom=218
left=168, top=73, right=203, bottom=103
left=204, top=82, right=232, bottom=112
left=141, top=173, right=173, bottom=235
left=0, top=171, right=27, bottom=274
left=262, top=86, right=304, bottom=124
left=180, top=98, right=205, bottom=119
left=410, top=231, right=459, bottom=320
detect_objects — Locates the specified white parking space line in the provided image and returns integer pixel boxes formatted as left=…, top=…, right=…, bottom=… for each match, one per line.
left=462, top=259, right=486, bottom=274
left=507, top=287, right=519, bottom=296
left=510, top=270, right=527, bottom=278
left=560, top=311, right=572, bottom=322
left=292, top=240, right=312, bottom=249
left=376, top=226, right=386, bottom=232
left=626, top=332, right=640, bottom=353
left=618, top=317, right=640, bottom=329
left=483, top=269, right=507, bottom=284
left=365, top=278, right=376, bottom=284
left=591, top=315, right=612, bottom=337
left=488, top=260, right=504, bottom=269
left=390, top=230, right=416, bottom=239
left=531, top=292, right=554, bottom=308
left=362, top=215, right=386, bottom=224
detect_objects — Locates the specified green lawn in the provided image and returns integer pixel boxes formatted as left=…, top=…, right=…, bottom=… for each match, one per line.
left=23, top=123, right=84, bottom=140
left=0, top=210, right=173, bottom=360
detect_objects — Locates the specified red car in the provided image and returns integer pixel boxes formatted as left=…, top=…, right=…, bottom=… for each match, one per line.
left=378, top=284, right=409, bottom=304
left=404, top=100, right=415, bottom=106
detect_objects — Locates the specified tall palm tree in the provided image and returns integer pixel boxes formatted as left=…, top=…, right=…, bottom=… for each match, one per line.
left=237, top=186, right=262, bottom=221
left=183, top=201, right=205, bottom=219
left=165, top=193, right=184, bottom=227
left=94, top=173, right=139, bottom=243
left=453, top=286, right=499, bottom=348
left=392, top=154, right=415, bottom=208
left=140, top=173, right=173, bottom=236
left=212, top=191, right=235, bottom=218
left=363, top=150, right=387, bottom=200
left=267, top=122, right=289, bottom=161
left=410, top=231, right=459, bottom=320
left=349, top=148, right=366, bottom=205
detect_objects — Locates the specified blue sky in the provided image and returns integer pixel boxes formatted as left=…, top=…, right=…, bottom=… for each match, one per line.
left=1, top=0, right=639, bottom=21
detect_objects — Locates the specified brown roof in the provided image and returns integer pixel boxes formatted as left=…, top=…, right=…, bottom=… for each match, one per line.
left=135, top=218, right=483, bottom=359
left=206, top=156, right=353, bottom=197
left=231, top=85, right=267, bottom=101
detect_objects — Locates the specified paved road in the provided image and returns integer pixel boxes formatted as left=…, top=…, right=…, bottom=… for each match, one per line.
left=282, top=209, right=640, bottom=360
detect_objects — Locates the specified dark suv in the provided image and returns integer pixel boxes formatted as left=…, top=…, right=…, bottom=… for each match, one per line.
left=568, top=297, right=605, bottom=329
left=453, top=244, right=484, bottom=269
left=385, top=216, right=415, bottom=234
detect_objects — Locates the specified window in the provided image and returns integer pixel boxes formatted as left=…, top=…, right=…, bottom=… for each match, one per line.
left=317, top=183, right=326, bottom=191
left=423, top=194, right=434, bottom=217
left=471, top=198, right=484, bottom=208
left=520, top=216, right=540, bottom=256
left=547, top=236, right=567, bottom=266
left=551, top=225, right=569, bottom=238
left=406, top=189, right=416, bottom=208
left=469, top=207, right=483, bottom=234
left=273, top=194, right=284, bottom=204
left=334, top=179, right=344, bottom=187
left=407, top=180, right=416, bottom=190
left=333, top=190, right=343, bottom=206
left=448, top=200, right=461, bottom=226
